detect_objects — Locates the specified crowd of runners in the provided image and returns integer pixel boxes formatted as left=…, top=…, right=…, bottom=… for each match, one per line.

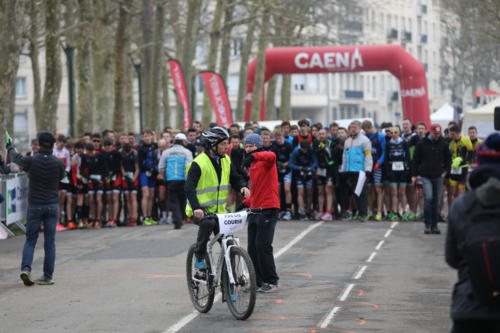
left=3, top=117, right=481, bottom=229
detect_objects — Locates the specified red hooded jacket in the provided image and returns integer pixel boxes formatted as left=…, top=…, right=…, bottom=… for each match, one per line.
left=243, top=151, right=280, bottom=210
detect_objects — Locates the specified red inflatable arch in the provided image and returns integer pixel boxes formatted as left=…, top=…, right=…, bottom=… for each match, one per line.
left=244, top=44, right=430, bottom=127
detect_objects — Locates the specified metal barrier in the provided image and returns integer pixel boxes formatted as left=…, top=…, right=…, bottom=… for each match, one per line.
left=0, top=172, right=29, bottom=237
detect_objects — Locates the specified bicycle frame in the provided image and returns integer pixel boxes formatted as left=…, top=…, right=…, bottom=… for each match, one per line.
left=206, top=232, right=244, bottom=287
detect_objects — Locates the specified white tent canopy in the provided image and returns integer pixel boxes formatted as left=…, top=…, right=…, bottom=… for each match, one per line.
left=430, top=103, right=455, bottom=128
left=461, top=97, right=500, bottom=138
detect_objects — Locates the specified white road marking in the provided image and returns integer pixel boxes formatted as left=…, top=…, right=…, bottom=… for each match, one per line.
left=390, top=221, right=399, bottom=229
left=274, top=222, right=324, bottom=259
left=164, top=221, right=324, bottom=333
left=354, top=265, right=367, bottom=280
left=384, top=229, right=392, bottom=238
left=375, top=240, right=385, bottom=250
left=339, top=283, right=355, bottom=301
left=319, top=306, right=341, bottom=328
left=366, top=251, right=377, bottom=262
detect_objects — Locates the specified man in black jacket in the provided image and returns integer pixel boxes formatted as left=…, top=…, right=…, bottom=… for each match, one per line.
left=445, top=133, right=500, bottom=332
left=411, top=124, right=451, bottom=234
left=7, top=132, right=65, bottom=286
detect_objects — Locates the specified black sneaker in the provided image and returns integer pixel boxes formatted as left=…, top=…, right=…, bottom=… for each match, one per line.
left=34, top=276, right=54, bottom=285
left=258, top=283, right=278, bottom=293
left=20, top=271, right=34, bottom=286
left=431, top=227, right=441, bottom=235
left=424, top=226, right=431, bottom=234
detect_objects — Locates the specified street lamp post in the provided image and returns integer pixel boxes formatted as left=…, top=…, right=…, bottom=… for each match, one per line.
left=62, top=45, right=75, bottom=137
left=129, top=55, right=143, bottom=134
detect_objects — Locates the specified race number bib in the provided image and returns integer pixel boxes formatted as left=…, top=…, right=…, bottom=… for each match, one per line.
left=125, top=172, right=134, bottom=179
left=392, top=161, right=404, bottom=171
left=89, top=174, right=102, bottom=182
left=316, top=168, right=327, bottom=177
left=60, top=175, right=70, bottom=184
left=217, top=211, right=249, bottom=235
left=450, top=167, right=462, bottom=175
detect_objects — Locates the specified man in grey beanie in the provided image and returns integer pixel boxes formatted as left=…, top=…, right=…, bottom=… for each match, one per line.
left=7, top=131, right=65, bottom=286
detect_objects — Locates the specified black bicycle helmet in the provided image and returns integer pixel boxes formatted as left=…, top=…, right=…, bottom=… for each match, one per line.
left=201, top=126, right=230, bottom=148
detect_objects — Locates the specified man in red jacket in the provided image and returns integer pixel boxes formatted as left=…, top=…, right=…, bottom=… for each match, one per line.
left=243, top=133, right=280, bottom=292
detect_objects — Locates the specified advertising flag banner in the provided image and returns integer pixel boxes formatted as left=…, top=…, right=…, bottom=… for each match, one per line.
left=200, top=71, right=233, bottom=128
left=168, top=59, right=191, bottom=130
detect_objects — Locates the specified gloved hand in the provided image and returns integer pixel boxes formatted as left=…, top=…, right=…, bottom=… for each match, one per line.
left=243, top=154, right=255, bottom=168
left=451, top=157, right=463, bottom=169
left=5, top=131, right=13, bottom=150
left=373, top=162, right=380, bottom=172
left=105, top=176, right=111, bottom=184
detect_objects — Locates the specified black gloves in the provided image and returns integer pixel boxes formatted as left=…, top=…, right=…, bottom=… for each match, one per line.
left=243, top=154, right=255, bottom=168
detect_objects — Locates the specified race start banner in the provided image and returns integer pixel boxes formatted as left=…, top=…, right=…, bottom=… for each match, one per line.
left=168, top=59, right=191, bottom=130
left=199, top=71, right=233, bottom=128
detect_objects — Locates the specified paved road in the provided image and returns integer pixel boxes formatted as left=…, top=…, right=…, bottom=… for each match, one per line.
left=0, top=220, right=455, bottom=333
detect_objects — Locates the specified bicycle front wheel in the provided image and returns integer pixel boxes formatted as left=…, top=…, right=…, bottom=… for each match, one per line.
left=186, top=244, right=215, bottom=313
left=222, top=246, right=257, bottom=320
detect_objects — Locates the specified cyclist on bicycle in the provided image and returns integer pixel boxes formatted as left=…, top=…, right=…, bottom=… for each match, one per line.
left=185, top=127, right=250, bottom=269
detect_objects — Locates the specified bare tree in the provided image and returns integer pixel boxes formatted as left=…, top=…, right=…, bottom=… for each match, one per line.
left=141, top=0, right=154, bottom=127
left=28, top=0, right=43, bottom=132
left=235, top=2, right=258, bottom=121
left=40, top=0, right=62, bottom=132
left=113, top=0, right=133, bottom=132
left=0, top=0, right=26, bottom=145
left=148, top=2, right=165, bottom=130
left=76, top=0, right=95, bottom=136
left=201, top=0, right=225, bottom=125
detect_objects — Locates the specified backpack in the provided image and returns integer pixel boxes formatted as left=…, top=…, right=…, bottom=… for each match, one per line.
left=463, top=196, right=500, bottom=307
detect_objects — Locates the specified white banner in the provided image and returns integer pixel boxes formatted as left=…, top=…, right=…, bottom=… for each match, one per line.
left=5, top=174, right=29, bottom=226
left=217, top=211, right=248, bottom=235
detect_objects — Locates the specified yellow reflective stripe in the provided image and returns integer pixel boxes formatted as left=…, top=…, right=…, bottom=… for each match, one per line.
left=196, top=186, right=219, bottom=195
left=200, top=198, right=228, bottom=208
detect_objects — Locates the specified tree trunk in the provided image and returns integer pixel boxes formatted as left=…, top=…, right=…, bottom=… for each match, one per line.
left=29, top=0, right=42, bottom=132
left=235, top=3, right=258, bottom=121
left=126, top=55, right=135, bottom=132
left=218, top=0, right=235, bottom=82
left=201, top=0, right=224, bottom=126
left=76, top=0, right=95, bottom=136
left=141, top=0, right=154, bottom=128
left=265, top=77, right=277, bottom=120
left=250, top=4, right=270, bottom=121
left=148, top=3, right=165, bottom=130
left=179, top=0, right=201, bottom=127
left=40, top=0, right=63, bottom=132
left=162, top=63, right=170, bottom=129
left=279, top=19, right=295, bottom=121
left=167, top=0, right=185, bottom=127
left=93, top=0, right=116, bottom=132
left=113, top=0, right=132, bottom=132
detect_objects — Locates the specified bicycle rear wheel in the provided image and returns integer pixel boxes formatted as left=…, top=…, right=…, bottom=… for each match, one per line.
left=186, top=244, right=215, bottom=313
left=222, top=246, right=256, bottom=320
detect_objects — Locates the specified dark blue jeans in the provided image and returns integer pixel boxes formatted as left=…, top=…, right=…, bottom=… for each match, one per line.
left=247, top=209, right=279, bottom=286
left=21, top=203, right=59, bottom=279
left=421, top=177, right=443, bottom=228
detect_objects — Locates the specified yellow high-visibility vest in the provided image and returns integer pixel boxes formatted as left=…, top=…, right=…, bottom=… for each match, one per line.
left=185, top=152, right=230, bottom=217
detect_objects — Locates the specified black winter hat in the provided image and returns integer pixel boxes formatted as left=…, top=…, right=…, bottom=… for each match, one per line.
left=477, top=133, right=500, bottom=165
left=37, top=131, right=55, bottom=146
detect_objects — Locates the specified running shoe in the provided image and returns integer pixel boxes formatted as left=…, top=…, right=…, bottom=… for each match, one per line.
left=315, top=211, right=324, bottom=220
left=105, top=220, right=116, bottom=228
left=258, top=283, right=278, bottom=293
left=143, top=217, right=153, bottom=226
left=93, top=220, right=101, bottom=229
left=366, top=213, right=373, bottom=221
left=282, top=211, right=292, bottom=221
left=321, top=213, right=333, bottom=221
left=20, top=270, right=34, bottom=286
left=167, top=212, right=173, bottom=224
left=78, top=220, right=84, bottom=229
left=66, top=221, right=77, bottom=229
left=375, top=214, right=382, bottom=222
left=401, top=214, right=409, bottom=222
left=431, top=227, right=441, bottom=235
left=34, top=276, right=54, bottom=285
left=158, top=216, right=168, bottom=224
left=408, top=213, right=416, bottom=221
left=127, top=219, right=137, bottom=227
left=56, top=224, right=67, bottom=231
left=194, top=257, right=207, bottom=270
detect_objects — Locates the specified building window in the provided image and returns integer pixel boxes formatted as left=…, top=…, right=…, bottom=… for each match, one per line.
left=292, top=74, right=305, bottom=91
left=227, top=74, right=239, bottom=93
left=15, top=77, right=27, bottom=99
left=307, top=74, right=319, bottom=92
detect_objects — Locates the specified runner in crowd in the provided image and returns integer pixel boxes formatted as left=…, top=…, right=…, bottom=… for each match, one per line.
left=10, top=114, right=489, bottom=231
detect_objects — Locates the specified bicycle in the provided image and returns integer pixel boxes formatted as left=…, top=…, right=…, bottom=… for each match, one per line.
left=186, top=208, right=260, bottom=320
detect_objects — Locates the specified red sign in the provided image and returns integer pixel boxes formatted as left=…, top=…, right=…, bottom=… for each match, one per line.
left=200, top=71, right=233, bottom=128
left=168, top=59, right=191, bottom=130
